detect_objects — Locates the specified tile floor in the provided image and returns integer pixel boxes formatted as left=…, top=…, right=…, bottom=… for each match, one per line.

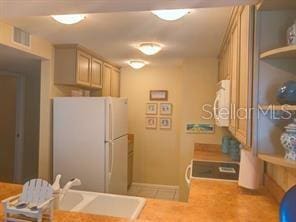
left=128, top=184, right=179, bottom=201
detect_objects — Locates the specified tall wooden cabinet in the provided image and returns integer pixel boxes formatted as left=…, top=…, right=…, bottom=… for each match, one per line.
left=235, top=6, right=254, bottom=146
left=54, top=44, right=120, bottom=96
left=229, top=21, right=239, bottom=135
left=219, top=6, right=254, bottom=146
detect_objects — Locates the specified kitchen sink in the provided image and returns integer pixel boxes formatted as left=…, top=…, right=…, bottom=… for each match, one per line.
left=59, top=190, right=146, bottom=220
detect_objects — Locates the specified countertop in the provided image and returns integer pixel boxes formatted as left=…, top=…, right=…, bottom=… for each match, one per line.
left=0, top=144, right=279, bottom=221
left=0, top=180, right=279, bottom=221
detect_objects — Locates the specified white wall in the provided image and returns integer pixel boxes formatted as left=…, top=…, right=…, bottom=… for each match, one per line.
left=121, top=65, right=182, bottom=185
left=178, top=58, right=225, bottom=200
left=121, top=58, right=226, bottom=201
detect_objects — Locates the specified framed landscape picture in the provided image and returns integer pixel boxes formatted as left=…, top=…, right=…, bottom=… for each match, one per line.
left=159, top=117, right=172, bottom=130
left=146, top=117, right=157, bottom=129
left=160, top=103, right=173, bottom=115
left=146, top=103, right=158, bottom=115
left=186, top=123, right=214, bottom=134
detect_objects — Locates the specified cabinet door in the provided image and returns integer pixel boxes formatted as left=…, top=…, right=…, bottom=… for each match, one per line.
left=76, top=50, right=91, bottom=86
left=225, top=40, right=231, bottom=80
left=229, top=22, right=239, bottom=135
left=91, top=57, right=103, bottom=89
left=102, top=63, right=112, bottom=96
left=236, top=6, right=253, bottom=145
left=111, top=68, right=120, bottom=97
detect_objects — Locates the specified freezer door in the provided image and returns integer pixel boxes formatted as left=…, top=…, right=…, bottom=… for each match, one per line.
left=106, top=135, right=128, bottom=195
left=53, top=98, right=106, bottom=192
left=106, top=97, right=128, bottom=140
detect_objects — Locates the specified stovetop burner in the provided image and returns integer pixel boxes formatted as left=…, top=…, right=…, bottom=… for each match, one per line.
left=192, top=160, right=240, bottom=181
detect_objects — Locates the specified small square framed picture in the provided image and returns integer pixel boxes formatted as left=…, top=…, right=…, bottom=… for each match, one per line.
left=146, top=117, right=157, bottom=129
left=160, top=103, right=173, bottom=115
left=159, top=117, right=172, bottom=130
left=146, top=103, right=158, bottom=115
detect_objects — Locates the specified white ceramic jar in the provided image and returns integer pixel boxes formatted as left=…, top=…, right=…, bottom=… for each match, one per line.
left=281, top=119, right=296, bottom=161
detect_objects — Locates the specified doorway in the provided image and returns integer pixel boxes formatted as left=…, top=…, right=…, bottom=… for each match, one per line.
left=0, top=74, right=17, bottom=182
left=0, top=45, right=41, bottom=184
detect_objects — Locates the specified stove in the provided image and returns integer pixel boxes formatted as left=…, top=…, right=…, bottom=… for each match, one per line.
left=191, top=160, right=240, bottom=181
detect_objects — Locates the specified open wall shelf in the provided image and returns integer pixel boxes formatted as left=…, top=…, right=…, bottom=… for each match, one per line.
left=258, top=154, right=296, bottom=168
left=257, top=0, right=296, bottom=11
left=260, top=45, right=296, bottom=59
left=259, top=105, right=296, bottom=111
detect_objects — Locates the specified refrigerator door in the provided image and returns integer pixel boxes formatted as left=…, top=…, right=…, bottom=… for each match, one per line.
left=106, top=97, right=128, bottom=141
left=53, top=98, right=106, bottom=192
left=106, top=135, right=128, bottom=195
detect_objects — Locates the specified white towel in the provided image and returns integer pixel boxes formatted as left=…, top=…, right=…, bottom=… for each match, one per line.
left=238, top=149, right=263, bottom=189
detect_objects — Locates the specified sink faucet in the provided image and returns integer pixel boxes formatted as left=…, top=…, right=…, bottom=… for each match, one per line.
left=62, top=178, right=82, bottom=194
left=52, top=175, right=82, bottom=209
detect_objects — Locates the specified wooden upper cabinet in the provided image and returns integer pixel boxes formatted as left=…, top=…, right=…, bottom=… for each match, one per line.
left=218, top=41, right=231, bottom=81
left=111, top=68, right=120, bottom=97
left=102, top=63, right=121, bottom=97
left=54, top=45, right=118, bottom=90
left=219, top=6, right=254, bottom=146
left=76, top=50, right=91, bottom=87
left=91, top=57, right=103, bottom=89
left=229, top=21, right=239, bottom=136
left=102, top=63, right=112, bottom=96
left=235, top=6, right=253, bottom=146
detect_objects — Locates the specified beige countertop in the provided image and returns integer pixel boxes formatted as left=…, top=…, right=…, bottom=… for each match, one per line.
left=0, top=180, right=279, bottom=221
left=0, top=144, right=279, bottom=221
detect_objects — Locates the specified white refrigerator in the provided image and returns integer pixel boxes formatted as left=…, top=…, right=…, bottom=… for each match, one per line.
left=53, top=97, right=128, bottom=195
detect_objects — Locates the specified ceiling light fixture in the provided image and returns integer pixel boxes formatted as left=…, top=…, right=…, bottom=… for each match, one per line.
left=51, top=14, right=86, bottom=25
left=152, top=9, right=190, bottom=21
left=128, top=60, right=147, bottom=69
left=138, top=43, right=162, bottom=55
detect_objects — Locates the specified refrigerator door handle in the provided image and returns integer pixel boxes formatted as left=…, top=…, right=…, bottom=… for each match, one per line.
left=109, top=103, right=113, bottom=140
left=108, top=141, right=114, bottom=183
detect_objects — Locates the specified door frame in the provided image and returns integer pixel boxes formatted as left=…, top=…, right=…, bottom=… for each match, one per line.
left=0, top=71, right=25, bottom=183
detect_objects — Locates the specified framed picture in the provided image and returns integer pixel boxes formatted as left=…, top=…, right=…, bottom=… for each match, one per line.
left=146, top=103, right=158, bottom=115
left=146, top=117, right=157, bottom=129
left=160, top=103, right=173, bottom=115
left=186, top=123, right=214, bottom=134
left=160, top=117, right=172, bottom=130
left=150, top=90, right=168, bottom=101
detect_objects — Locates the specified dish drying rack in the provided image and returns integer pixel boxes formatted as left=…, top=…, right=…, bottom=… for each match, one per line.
left=2, top=179, right=54, bottom=222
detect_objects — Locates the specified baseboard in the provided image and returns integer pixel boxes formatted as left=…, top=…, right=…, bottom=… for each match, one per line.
left=132, top=182, right=179, bottom=191
left=263, top=173, right=285, bottom=203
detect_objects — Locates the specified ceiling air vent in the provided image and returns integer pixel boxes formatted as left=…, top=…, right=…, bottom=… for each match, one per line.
left=13, top=27, right=31, bottom=47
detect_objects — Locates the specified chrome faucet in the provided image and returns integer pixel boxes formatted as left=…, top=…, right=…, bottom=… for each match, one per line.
left=52, top=175, right=82, bottom=209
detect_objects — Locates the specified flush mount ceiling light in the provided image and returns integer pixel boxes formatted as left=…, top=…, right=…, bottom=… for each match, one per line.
left=138, top=43, right=162, bottom=55
left=152, top=9, right=190, bottom=21
left=128, top=60, right=147, bottom=69
left=51, top=14, right=86, bottom=24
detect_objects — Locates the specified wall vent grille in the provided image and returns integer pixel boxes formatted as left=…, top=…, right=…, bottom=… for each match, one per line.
left=13, top=27, right=31, bottom=47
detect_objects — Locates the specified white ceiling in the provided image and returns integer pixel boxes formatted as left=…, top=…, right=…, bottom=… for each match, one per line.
left=0, top=0, right=257, bottom=17
left=4, top=7, right=232, bottom=67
